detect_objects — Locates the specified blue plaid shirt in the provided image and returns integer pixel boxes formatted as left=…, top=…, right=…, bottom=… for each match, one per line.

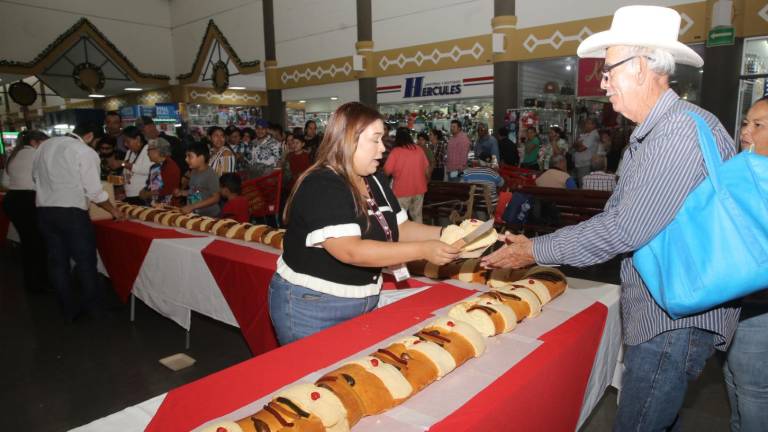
left=232, top=141, right=253, bottom=171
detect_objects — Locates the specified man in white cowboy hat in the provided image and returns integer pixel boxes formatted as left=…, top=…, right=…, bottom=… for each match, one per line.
left=481, top=5, right=740, bottom=430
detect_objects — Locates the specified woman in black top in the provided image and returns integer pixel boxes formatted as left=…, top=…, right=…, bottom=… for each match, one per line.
left=270, top=102, right=460, bottom=345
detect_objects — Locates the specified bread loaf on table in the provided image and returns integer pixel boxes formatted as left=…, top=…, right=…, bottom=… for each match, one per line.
left=345, top=357, right=412, bottom=406
left=244, top=224, right=272, bottom=243
left=264, top=229, right=286, bottom=249
left=487, top=267, right=528, bottom=288
left=184, top=216, right=216, bottom=233
left=371, top=336, right=457, bottom=393
left=417, top=317, right=485, bottom=366
left=200, top=383, right=349, bottom=432
left=128, top=205, right=146, bottom=218
left=439, top=219, right=497, bottom=253
left=318, top=362, right=393, bottom=418
left=173, top=214, right=193, bottom=228
left=508, top=280, right=553, bottom=305
left=315, top=370, right=367, bottom=426
left=160, top=212, right=182, bottom=227
left=478, top=291, right=529, bottom=322
left=136, top=207, right=156, bottom=221
left=317, top=356, right=411, bottom=418
left=210, top=219, right=239, bottom=237
left=448, top=297, right=517, bottom=337
left=184, top=216, right=203, bottom=231
left=493, top=285, right=542, bottom=318
left=406, top=260, right=440, bottom=279
left=186, top=216, right=217, bottom=232
left=371, top=340, right=440, bottom=393
left=523, top=267, right=568, bottom=300
left=454, top=258, right=488, bottom=284
left=154, top=210, right=173, bottom=224
left=406, top=258, right=488, bottom=284
left=225, top=223, right=253, bottom=240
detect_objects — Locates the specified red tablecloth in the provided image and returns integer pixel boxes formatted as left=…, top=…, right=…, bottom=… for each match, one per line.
left=431, top=302, right=607, bottom=431
left=381, top=273, right=430, bottom=290
left=200, top=240, right=431, bottom=355
left=0, top=193, right=9, bottom=243
left=201, top=240, right=280, bottom=356
left=94, top=220, right=201, bottom=302
left=145, top=283, right=608, bottom=431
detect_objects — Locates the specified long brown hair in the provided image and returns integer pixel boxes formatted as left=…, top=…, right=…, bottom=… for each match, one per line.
left=283, top=102, right=383, bottom=224
left=7, top=130, right=48, bottom=167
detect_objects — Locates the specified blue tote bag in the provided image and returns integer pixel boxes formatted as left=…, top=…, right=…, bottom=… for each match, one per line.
left=633, top=112, right=768, bottom=319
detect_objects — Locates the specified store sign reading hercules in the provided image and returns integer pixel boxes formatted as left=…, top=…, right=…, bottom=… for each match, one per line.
left=403, top=76, right=462, bottom=99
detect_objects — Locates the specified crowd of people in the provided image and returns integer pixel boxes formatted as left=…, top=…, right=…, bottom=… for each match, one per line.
left=0, top=113, right=328, bottom=318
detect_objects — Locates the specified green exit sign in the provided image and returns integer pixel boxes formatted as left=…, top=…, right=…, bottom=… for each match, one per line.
left=707, top=26, right=735, bottom=47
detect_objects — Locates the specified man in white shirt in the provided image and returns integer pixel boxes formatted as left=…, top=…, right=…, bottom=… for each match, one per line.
left=33, top=122, right=123, bottom=321
left=572, top=118, right=601, bottom=185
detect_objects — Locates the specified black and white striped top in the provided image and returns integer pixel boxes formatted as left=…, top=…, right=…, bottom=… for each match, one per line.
left=533, top=89, right=740, bottom=350
left=279, top=168, right=407, bottom=298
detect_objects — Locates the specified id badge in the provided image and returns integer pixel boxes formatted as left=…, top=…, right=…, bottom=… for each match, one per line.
left=388, top=263, right=411, bottom=282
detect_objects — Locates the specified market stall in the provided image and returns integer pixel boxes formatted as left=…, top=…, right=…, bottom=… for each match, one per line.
left=377, top=65, right=494, bottom=140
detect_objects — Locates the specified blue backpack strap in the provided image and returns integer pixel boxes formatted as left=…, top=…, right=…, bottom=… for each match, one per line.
left=686, top=111, right=721, bottom=190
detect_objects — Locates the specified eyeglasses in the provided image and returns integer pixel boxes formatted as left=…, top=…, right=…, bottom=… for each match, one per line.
left=601, top=55, right=653, bottom=82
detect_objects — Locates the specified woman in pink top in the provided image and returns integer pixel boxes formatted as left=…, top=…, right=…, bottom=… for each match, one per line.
left=384, top=127, right=430, bottom=223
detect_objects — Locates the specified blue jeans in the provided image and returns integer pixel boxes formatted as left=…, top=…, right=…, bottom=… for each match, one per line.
left=724, top=308, right=768, bottom=432
left=38, top=207, right=102, bottom=320
left=615, top=328, right=716, bottom=432
left=268, top=273, right=379, bottom=345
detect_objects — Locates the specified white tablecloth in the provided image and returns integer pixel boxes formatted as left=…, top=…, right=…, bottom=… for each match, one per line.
left=97, top=221, right=283, bottom=332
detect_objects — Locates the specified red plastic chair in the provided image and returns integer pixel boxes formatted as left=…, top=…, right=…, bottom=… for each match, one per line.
left=242, top=169, right=283, bottom=226
left=499, top=165, right=538, bottom=189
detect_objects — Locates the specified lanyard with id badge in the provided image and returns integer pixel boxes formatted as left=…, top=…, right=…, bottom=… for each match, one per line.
left=364, top=179, right=410, bottom=282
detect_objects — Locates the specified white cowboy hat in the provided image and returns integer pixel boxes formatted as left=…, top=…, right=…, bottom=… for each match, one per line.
left=577, top=5, right=703, bottom=67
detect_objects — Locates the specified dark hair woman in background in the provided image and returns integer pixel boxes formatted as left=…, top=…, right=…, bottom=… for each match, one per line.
left=121, top=126, right=153, bottom=204
left=2, top=130, right=50, bottom=292
left=207, top=126, right=236, bottom=177
left=303, top=119, right=321, bottom=161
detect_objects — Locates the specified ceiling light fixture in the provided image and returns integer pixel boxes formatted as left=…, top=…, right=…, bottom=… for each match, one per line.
left=299, top=100, right=306, bottom=103
left=330, top=96, right=339, bottom=101
left=228, top=86, right=246, bottom=90
left=124, top=87, right=143, bottom=91
left=89, top=94, right=106, bottom=98
left=565, top=65, right=572, bottom=71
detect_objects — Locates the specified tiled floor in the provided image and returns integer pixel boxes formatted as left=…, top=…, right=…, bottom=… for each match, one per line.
left=0, top=242, right=252, bottom=431
left=1, top=243, right=732, bottom=431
